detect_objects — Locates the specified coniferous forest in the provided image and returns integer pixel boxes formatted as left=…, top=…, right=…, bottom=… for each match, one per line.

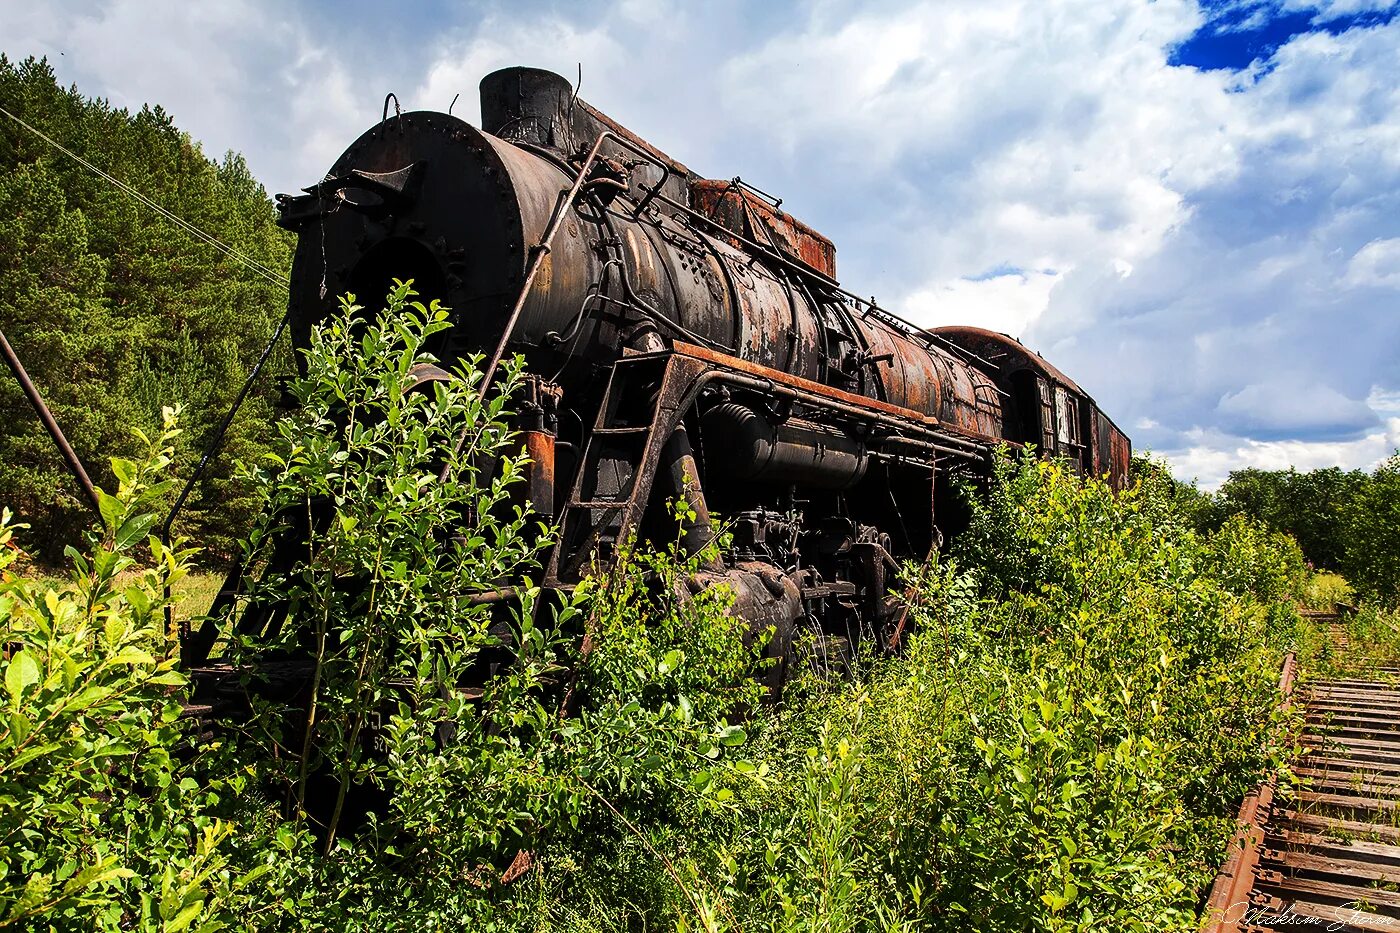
left=0, top=55, right=291, bottom=561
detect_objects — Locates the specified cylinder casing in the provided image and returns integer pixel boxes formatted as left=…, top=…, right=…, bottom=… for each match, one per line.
left=701, top=402, right=869, bottom=490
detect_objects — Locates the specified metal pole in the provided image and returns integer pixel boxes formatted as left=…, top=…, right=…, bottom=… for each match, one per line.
left=160, top=307, right=291, bottom=543
left=0, top=325, right=101, bottom=517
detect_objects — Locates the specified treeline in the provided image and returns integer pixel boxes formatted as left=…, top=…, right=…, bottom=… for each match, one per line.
left=1145, top=459, right=1400, bottom=605
left=0, top=56, right=291, bottom=560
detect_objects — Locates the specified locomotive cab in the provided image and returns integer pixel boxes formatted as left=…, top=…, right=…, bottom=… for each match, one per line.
left=930, top=326, right=1131, bottom=488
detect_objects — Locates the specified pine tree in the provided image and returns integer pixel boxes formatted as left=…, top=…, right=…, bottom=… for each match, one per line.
left=0, top=54, right=293, bottom=561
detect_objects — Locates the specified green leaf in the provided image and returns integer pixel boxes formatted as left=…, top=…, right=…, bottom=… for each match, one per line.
left=96, top=488, right=125, bottom=534
left=6, top=650, right=40, bottom=706
left=61, top=858, right=133, bottom=895
left=8, top=711, right=33, bottom=744
left=8, top=740, right=60, bottom=771
left=111, top=457, right=138, bottom=485
left=719, top=725, right=747, bottom=747
left=165, top=900, right=205, bottom=932
left=114, top=512, right=158, bottom=551
left=110, top=647, right=156, bottom=666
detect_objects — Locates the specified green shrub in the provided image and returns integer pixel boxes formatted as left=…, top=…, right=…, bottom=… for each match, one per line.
left=690, top=454, right=1301, bottom=932
left=217, top=284, right=763, bottom=930
left=1301, top=572, right=1352, bottom=611
left=0, top=409, right=287, bottom=931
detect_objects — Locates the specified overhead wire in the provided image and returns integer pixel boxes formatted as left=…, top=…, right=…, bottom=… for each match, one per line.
left=0, top=102, right=290, bottom=288
left=0, top=100, right=298, bottom=545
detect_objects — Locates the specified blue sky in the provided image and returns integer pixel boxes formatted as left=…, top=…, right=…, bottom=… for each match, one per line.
left=5, top=0, right=1398, bottom=486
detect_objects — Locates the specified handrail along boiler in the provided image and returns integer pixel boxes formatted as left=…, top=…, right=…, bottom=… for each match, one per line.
left=181, top=67, right=1130, bottom=679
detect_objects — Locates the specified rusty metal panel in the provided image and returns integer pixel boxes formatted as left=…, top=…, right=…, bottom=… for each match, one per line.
left=1108, top=426, right=1131, bottom=490
left=729, top=250, right=808, bottom=374
left=480, top=66, right=697, bottom=208
left=670, top=340, right=1008, bottom=448
left=690, top=179, right=837, bottom=279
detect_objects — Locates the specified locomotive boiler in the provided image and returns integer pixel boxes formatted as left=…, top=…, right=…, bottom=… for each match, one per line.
left=182, top=66, right=1129, bottom=672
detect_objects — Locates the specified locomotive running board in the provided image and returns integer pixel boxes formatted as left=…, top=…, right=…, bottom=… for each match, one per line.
left=669, top=341, right=1009, bottom=453
left=544, top=342, right=1005, bottom=587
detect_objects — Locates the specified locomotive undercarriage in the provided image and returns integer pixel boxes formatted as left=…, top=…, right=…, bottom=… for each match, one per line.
left=525, top=338, right=992, bottom=681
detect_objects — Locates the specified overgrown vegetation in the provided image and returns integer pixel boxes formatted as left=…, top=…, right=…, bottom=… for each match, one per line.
left=0, top=55, right=291, bottom=561
left=655, top=455, right=1307, bottom=932
left=1150, top=459, right=1400, bottom=606
left=0, top=288, right=1362, bottom=930
left=0, top=411, right=281, bottom=930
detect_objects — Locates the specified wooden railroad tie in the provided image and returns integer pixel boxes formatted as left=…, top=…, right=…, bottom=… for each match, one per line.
left=1205, top=610, right=1400, bottom=933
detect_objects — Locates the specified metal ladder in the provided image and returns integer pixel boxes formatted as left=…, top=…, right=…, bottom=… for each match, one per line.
left=547, top=351, right=703, bottom=584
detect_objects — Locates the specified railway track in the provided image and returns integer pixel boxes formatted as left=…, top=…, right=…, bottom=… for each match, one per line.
left=1206, top=609, right=1400, bottom=932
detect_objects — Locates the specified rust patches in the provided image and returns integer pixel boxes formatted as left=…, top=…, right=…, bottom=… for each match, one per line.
left=533, top=247, right=553, bottom=294
left=690, top=179, right=837, bottom=279
left=524, top=430, right=556, bottom=519
left=1109, top=428, right=1132, bottom=491
left=671, top=340, right=1010, bottom=449
left=1202, top=652, right=1297, bottom=933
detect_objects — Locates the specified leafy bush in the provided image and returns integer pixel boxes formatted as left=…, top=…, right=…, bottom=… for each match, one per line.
left=0, top=410, right=285, bottom=931
left=217, top=284, right=763, bottom=929
left=1301, top=572, right=1352, bottom=611
left=1207, top=466, right=1368, bottom=573
left=1196, top=452, right=1400, bottom=606
left=683, top=454, right=1303, bottom=932
left=1, top=286, right=766, bottom=932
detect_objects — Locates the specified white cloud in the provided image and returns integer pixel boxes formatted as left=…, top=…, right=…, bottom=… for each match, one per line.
left=1344, top=237, right=1400, bottom=287
left=413, top=20, right=627, bottom=130
left=717, top=1, right=1230, bottom=300
left=1216, top=380, right=1379, bottom=438
left=1, top=0, right=367, bottom=193
left=1284, top=0, right=1400, bottom=19
left=1162, top=417, right=1400, bottom=488
left=903, top=268, right=1061, bottom=335
left=3, top=0, right=1396, bottom=482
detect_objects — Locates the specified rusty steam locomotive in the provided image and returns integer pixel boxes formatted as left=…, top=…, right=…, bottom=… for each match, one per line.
left=182, top=66, right=1129, bottom=672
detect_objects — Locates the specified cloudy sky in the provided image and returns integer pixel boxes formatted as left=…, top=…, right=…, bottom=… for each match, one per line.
left=5, top=0, right=1398, bottom=486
